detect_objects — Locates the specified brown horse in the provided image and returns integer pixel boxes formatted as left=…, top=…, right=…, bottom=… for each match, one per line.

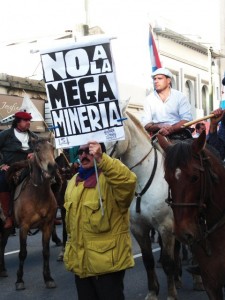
left=158, top=131, right=225, bottom=299
left=9, top=138, right=61, bottom=290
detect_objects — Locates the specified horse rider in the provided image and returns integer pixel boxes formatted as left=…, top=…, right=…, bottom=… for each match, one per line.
left=141, top=67, right=193, bottom=140
left=0, top=110, right=38, bottom=229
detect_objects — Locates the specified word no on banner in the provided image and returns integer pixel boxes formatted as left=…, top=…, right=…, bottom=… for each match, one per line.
left=40, top=36, right=125, bottom=148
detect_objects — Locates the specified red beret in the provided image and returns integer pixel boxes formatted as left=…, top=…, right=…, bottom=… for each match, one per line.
left=14, top=111, right=32, bottom=120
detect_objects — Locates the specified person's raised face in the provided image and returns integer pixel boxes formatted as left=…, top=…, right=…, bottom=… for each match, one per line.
left=153, top=75, right=171, bottom=92
left=17, top=119, right=31, bottom=132
left=78, top=144, right=94, bottom=169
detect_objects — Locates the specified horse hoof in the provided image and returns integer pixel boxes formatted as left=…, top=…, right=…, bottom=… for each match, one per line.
left=0, top=270, right=8, bottom=277
left=46, top=280, right=56, bottom=288
left=57, top=253, right=64, bottom=261
left=145, top=292, right=158, bottom=300
left=175, top=279, right=182, bottom=289
left=52, top=239, right=63, bottom=247
left=15, top=282, right=25, bottom=290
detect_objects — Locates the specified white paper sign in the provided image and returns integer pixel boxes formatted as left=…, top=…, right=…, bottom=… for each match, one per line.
left=40, top=36, right=125, bottom=149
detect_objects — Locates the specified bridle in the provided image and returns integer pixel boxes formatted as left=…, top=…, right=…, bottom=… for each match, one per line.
left=108, top=140, right=158, bottom=213
left=166, top=150, right=225, bottom=253
left=165, top=152, right=209, bottom=210
left=29, top=142, right=55, bottom=187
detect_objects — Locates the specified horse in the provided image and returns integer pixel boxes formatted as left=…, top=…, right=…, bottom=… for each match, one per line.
left=105, top=109, right=181, bottom=300
left=7, top=138, right=61, bottom=290
left=157, top=131, right=225, bottom=299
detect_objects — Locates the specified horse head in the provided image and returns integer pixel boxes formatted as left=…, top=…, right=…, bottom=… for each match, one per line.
left=32, top=138, right=57, bottom=180
left=158, top=131, right=225, bottom=248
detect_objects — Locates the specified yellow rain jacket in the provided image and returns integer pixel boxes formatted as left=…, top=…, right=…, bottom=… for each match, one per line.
left=64, top=153, right=137, bottom=278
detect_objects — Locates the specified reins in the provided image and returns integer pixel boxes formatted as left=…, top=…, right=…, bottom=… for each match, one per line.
left=109, top=140, right=158, bottom=214
left=29, top=142, right=55, bottom=187
left=135, top=145, right=158, bottom=213
left=29, top=153, right=45, bottom=187
left=129, top=147, right=153, bottom=171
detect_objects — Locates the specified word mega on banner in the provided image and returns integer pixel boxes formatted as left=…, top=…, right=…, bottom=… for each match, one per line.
left=40, top=36, right=125, bottom=149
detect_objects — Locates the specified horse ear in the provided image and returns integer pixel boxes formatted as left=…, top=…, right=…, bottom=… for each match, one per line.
left=192, top=130, right=206, bottom=153
left=157, top=133, right=172, bottom=151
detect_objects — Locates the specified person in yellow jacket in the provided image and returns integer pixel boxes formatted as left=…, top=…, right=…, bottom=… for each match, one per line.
left=64, top=141, right=137, bottom=300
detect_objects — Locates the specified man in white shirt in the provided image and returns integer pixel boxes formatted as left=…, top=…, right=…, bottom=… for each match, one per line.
left=142, top=68, right=193, bottom=138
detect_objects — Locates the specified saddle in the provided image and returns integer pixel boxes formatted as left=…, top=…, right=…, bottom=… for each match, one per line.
left=168, top=128, right=193, bottom=140
left=6, top=160, right=30, bottom=189
left=6, top=160, right=62, bottom=199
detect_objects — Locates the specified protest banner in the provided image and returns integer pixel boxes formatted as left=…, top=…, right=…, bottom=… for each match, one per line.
left=40, top=36, right=125, bottom=148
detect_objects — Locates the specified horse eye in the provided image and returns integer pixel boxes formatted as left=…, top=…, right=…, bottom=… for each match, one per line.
left=190, top=175, right=199, bottom=183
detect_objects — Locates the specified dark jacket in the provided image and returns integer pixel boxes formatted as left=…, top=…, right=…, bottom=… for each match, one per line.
left=207, top=114, right=225, bottom=161
left=207, top=132, right=225, bottom=160
left=0, top=127, right=38, bottom=166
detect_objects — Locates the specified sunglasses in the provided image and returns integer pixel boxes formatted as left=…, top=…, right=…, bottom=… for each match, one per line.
left=78, top=148, right=90, bottom=155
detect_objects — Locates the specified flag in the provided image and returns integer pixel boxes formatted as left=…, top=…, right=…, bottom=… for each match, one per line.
left=20, top=94, right=44, bottom=121
left=0, top=114, right=14, bottom=124
left=149, top=30, right=162, bottom=72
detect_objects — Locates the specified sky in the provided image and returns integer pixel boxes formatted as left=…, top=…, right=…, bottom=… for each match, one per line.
left=0, top=0, right=221, bottom=80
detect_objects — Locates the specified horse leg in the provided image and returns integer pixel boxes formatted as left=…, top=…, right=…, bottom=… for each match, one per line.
left=16, top=227, right=28, bottom=290
left=42, top=224, right=56, bottom=288
left=174, top=239, right=182, bottom=289
left=205, top=286, right=223, bottom=300
left=51, top=224, right=62, bottom=247
left=181, top=243, right=189, bottom=264
left=131, top=225, right=159, bottom=300
left=159, top=229, right=179, bottom=300
left=57, top=206, right=67, bottom=262
left=0, top=228, right=11, bottom=277
left=191, top=254, right=204, bottom=291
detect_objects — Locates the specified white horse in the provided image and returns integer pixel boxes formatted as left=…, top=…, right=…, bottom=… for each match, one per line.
left=105, top=109, right=181, bottom=300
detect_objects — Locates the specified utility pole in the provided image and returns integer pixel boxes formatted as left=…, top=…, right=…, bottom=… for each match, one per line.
left=208, top=46, right=214, bottom=111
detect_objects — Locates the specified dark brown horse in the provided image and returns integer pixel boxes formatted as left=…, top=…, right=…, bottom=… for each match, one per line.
left=158, top=131, right=225, bottom=299
left=9, top=139, right=61, bottom=290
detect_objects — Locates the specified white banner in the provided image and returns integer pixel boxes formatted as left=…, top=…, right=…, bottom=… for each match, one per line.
left=20, top=95, right=44, bottom=121
left=40, top=36, right=125, bottom=149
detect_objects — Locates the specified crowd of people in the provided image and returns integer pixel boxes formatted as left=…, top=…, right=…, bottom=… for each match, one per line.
left=1, top=68, right=225, bottom=299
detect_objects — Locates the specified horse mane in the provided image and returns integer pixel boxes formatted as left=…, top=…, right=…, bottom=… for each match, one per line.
left=164, top=139, right=224, bottom=173
left=164, top=141, right=193, bottom=172
left=33, top=137, right=51, bottom=146
left=126, top=110, right=151, bottom=140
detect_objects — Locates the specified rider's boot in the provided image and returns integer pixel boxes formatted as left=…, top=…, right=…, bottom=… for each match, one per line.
left=0, top=192, right=13, bottom=229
